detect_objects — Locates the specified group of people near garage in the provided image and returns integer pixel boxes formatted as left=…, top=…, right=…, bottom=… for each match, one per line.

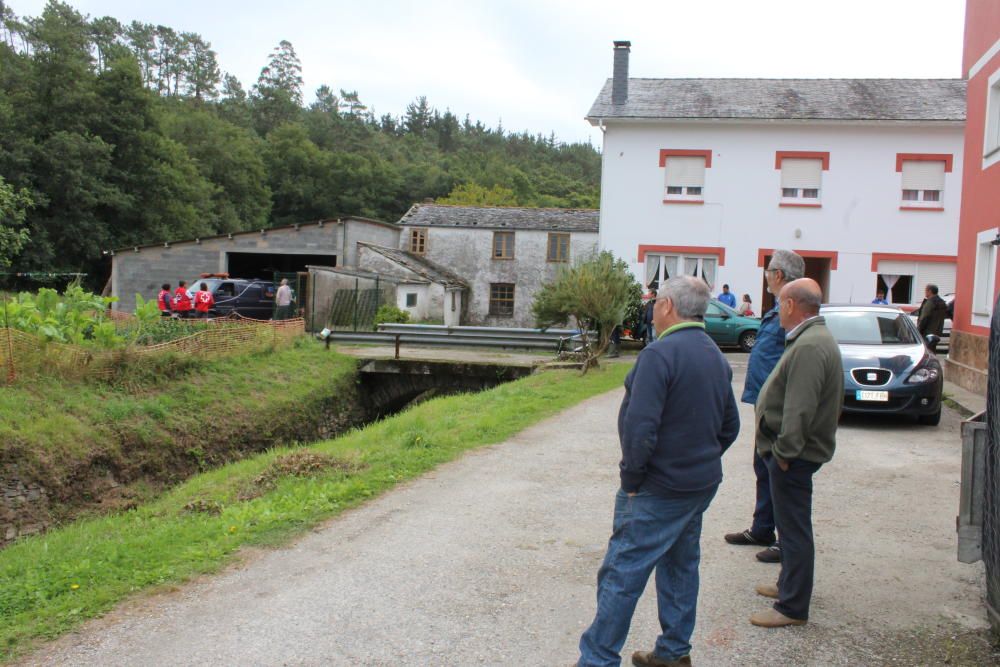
left=156, top=280, right=215, bottom=318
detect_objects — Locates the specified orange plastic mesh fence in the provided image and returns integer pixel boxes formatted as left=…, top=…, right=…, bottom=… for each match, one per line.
left=0, top=316, right=305, bottom=382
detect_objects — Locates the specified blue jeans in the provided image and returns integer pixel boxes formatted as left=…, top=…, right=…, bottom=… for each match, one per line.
left=751, top=449, right=776, bottom=540
left=578, top=486, right=718, bottom=667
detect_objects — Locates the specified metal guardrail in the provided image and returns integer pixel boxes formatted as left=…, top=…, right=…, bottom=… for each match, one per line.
left=321, top=324, right=593, bottom=356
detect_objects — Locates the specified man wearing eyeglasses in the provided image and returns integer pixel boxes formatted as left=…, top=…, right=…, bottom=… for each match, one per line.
left=723, top=250, right=805, bottom=565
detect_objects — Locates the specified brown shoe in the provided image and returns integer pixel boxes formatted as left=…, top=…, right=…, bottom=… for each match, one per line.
left=756, top=544, right=781, bottom=563
left=632, top=650, right=692, bottom=666
left=755, top=583, right=779, bottom=599
left=749, top=608, right=807, bottom=628
left=724, top=529, right=775, bottom=546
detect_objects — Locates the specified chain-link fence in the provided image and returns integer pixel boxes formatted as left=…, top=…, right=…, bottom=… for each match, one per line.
left=986, top=300, right=1000, bottom=626
left=308, top=267, right=395, bottom=332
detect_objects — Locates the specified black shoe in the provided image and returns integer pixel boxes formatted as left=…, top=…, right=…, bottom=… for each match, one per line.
left=724, top=529, right=775, bottom=546
left=756, top=543, right=781, bottom=563
left=632, top=651, right=692, bottom=667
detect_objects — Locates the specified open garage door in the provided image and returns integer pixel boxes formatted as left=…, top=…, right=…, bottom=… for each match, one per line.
left=226, top=252, right=336, bottom=280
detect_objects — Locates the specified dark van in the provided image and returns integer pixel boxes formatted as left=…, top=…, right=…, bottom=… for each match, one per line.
left=187, top=278, right=276, bottom=319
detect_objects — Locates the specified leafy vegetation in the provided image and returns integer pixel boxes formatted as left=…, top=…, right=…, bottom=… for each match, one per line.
left=0, top=2, right=600, bottom=288
left=373, top=303, right=410, bottom=327
left=533, top=251, right=642, bottom=367
left=0, top=358, right=630, bottom=661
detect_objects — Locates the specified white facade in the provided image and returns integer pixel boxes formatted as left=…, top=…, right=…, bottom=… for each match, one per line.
left=597, top=121, right=964, bottom=307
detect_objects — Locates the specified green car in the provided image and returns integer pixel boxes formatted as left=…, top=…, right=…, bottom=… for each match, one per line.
left=704, top=299, right=759, bottom=352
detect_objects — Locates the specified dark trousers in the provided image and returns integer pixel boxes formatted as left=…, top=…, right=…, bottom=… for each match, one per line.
left=750, top=450, right=775, bottom=539
left=766, top=455, right=822, bottom=620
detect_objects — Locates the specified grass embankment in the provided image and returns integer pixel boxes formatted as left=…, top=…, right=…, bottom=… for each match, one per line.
left=0, top=360, right=630, bottom=661
left=0, top=340, right=361, bottom=526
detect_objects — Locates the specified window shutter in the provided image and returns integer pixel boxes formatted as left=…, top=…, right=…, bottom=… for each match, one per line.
left=877, top=260, right=917, bottom=275
left=915, top=262, right=956, bottom=296
left=780, top=158, right=822, bottom=189
left=901, top=161, right=945, bottom=191
left=665, top=157, right=706, bottom=187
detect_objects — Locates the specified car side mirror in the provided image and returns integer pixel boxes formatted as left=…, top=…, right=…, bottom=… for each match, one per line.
left=925, top=334, right=940, bottom=347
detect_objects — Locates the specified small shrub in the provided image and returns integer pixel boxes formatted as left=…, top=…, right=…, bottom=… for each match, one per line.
left=402, top=430, right=433, bottom=449
left=241, top=451, right=363, bottom=500
left=373, top=304, right=410, bottom=328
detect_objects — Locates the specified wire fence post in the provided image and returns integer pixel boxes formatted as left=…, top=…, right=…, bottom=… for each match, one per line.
left=352, top=278, right=359, bottom=332
left=3, top=297, right=15, bottom=384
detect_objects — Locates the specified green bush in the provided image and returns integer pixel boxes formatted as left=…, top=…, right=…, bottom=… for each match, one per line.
left=373, top=304, right=410, bottom=328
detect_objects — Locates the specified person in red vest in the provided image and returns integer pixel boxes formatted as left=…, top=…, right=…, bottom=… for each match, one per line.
left=157, top=283, right=172, bottom=317
left=172, top=280, right=193, bottom=318
left=194, top=282, right=215, bottom=318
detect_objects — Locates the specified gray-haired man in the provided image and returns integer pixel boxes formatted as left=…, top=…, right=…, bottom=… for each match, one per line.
left=576, top=276, right=739, bottom=667
left=723, top=250, right=805, bottom=564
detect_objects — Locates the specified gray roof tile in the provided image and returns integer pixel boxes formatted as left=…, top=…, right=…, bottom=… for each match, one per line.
left=586, top=78, right=966, bottom=122
left=399, top=204, right=599, bottom=233
left=358, top=243, right=468, bottom=288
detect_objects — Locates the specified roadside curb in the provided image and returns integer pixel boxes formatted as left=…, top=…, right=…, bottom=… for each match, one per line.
left=943, top=378, right=986, bottom=418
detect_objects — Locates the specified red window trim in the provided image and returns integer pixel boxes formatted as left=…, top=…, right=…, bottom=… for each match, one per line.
left=638, top=244, right=726, bottom=266
left=895, top=153, right=953, bottom=172
left=779, top=202, right=822, bottom=208
left=757, top=248, right=839, bottom=270
left=899, top=206, right=945, bottom=212
left=869, top=252, right=956, bottom=272
left=662, top=199, right=705, bottom=205
left=774, top=151, right=830, bottom=170
left=658, top=149, right=713, bottom=168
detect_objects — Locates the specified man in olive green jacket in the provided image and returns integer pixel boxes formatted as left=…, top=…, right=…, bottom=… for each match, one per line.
left=750, top=278, right=843, bottom=628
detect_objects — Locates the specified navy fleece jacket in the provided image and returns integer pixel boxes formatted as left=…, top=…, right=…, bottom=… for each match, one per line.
left=618, top=324, right=740, bottom=495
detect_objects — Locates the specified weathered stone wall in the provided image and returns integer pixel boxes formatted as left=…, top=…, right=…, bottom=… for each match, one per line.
left=945, top=329, right=989, bottom=395
left=1, top=466, right=51, bottom=545
left=400, top=226, right=598, bottom=328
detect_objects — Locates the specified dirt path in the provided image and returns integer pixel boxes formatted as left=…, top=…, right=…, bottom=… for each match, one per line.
left=20, top=363, right=991, bottom=666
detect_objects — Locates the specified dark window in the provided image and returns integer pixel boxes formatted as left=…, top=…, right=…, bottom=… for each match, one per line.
left=547, top=233, right=570, bottom=262
left=493, top=231, right=515, bottom=259
left=782, top=187, right=799, bottom=198
left=902, top=189, right=920, bottom=201
left=666, top=186, right=684, bottom=195
left=686, top=186, right=702, bottom=195
left=217, top=282, right=235, bottom=297
left=406, top=293, right=417, bottom=307
left=923, top=189, right=941, bottom=202
left=802, top=188, right=819, bottom=198
left=489, top=283, right=515, bottom=316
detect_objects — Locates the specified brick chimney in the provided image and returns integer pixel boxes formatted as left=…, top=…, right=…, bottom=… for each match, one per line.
left=612, top=41, right=631, bottom=105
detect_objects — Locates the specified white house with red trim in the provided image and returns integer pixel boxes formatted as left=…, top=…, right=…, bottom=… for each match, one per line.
left=588, top=42, right=966, bottom=312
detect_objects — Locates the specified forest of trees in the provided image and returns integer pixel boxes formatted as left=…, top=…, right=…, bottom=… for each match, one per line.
left=0, top=1, right=601, bottom=283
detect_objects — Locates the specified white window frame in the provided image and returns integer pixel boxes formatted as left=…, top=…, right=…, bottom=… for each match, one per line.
left=899, top=160, right=946, bottom=209
left=645, top=253, right=717, bottom=290
left=984, top=68, right=1000, bottom=170
left=663, top=156, right=706, bottom=203
left=972, top=227, right=999, bottom=327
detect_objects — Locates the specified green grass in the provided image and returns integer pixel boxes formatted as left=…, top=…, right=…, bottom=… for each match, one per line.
left=0, top=361, right=630, bottom=661
left=0, top=340, right=360, bottom=512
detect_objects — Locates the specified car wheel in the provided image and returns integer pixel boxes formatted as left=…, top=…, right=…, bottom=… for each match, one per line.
left=917, top=408, right=941, bottom=426
left=738, top=330, right=757, bottom=353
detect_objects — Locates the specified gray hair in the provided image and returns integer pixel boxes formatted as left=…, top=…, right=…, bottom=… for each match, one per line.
left=768, top=249, right=805, bottom=283
left=657, top=276, right=710, bottom=320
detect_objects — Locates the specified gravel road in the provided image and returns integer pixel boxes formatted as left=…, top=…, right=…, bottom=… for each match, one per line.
left=20, top=359, right=991, bottom=666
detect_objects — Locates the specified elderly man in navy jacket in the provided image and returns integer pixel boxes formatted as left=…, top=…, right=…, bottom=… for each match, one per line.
left=576, top=276, right=740, bottom=667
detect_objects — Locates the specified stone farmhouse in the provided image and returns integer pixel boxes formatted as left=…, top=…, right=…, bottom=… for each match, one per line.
left=109, top=205, right=598, bottom=329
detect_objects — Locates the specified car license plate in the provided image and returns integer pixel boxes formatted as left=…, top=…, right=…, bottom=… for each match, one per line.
left=856, top=390, right=889, bottom=402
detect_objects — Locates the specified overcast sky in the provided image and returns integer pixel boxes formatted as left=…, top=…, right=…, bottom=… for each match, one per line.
left=12, top=0, right=968, bottom=145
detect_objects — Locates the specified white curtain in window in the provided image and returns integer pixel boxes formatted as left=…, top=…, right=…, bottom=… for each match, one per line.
left=645, top=256, right=661, bottom=288
left=780, top=158, right=822, bottom=189
left=701, top=258, right=717, bottom=289
left=879, top=274, right=899, bottom=302
left=901, top=160, right=945, bottom=191
left=662, top=255, right=678, bottom=281
left=665, top=157, right=706, bottom=187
